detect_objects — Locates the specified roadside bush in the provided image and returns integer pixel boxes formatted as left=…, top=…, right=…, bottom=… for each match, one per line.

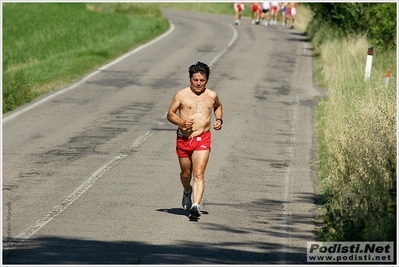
left=301, top=3, right=396, bottom=242
left=2, top=70, right=33, bottom=113
left=315, top=36, right=396, bottom=241
left=307, top=3, right=396, bottom=50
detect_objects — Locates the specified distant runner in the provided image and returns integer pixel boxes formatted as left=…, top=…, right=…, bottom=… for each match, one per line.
left=233, top=2, right=245, bottom=25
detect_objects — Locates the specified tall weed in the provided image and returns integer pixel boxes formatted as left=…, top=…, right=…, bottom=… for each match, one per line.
left=316, top=36, right=396, bottom=241
left=2, top=70, right=33, bottom=113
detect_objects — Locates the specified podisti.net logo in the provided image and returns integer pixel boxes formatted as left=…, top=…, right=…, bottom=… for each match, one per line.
left=307, top=242, right=394, bottom=263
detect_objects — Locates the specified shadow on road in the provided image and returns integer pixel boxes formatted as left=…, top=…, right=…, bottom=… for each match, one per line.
left=3, top=194, right=320, bottom=264
left=156, top=207, right=188, bottom=217
left=3, top=235, right=308, bottom=264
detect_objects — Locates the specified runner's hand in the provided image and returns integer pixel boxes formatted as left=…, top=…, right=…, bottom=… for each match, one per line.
left=181, top=119, right=194, bottom=131
left=213, top=120, right=222, bottom=130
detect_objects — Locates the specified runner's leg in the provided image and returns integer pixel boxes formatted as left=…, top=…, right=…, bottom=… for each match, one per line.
left=178, top=157, right=192, bottom=192
left=191, top=149, right=210, bottom=204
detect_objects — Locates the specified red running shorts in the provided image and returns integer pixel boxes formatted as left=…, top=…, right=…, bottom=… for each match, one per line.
left=176, top=130, right=211, bottom=157
left=234, top=3, right=244, bottom=12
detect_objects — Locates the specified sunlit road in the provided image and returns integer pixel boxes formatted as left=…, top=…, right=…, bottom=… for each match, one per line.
left=3, top=9, right=322, bottom=264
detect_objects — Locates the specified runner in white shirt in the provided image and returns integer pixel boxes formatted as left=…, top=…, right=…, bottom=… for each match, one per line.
left=260, top=2, right=271, bottom=26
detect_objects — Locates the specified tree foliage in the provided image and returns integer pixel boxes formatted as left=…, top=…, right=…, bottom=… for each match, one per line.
left=307, top=3, right=396, bottom=50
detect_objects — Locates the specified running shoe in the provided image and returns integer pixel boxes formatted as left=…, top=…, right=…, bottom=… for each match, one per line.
left=189, top=203, right=201, bottom=220
left=182, top=187, right=192, bottom=210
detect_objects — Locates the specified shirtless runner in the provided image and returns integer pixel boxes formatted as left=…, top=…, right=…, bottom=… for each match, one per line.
left=167, top=61, right=223, bottom=220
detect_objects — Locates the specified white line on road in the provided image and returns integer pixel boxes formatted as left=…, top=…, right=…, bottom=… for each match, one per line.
left=2, top=22, right=176, bottom=124
left=209, top=23, right=237, bottom=67
left=4, top=130, right=154, bottom=249
left=278, top=94, right=300, bottom=262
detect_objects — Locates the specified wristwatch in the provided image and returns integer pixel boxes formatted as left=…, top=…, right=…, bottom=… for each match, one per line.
left=216, top=118, right=223, bottom=124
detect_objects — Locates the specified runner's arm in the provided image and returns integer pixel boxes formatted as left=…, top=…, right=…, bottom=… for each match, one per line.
left=213, top=95, right=223, bottom=130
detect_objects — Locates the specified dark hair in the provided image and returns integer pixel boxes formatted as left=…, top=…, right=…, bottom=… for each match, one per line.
left=188, top=61, right=210, bottom=80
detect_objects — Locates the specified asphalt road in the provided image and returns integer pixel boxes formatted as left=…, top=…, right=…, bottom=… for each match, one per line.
left=2, top=9, right=322, bottom=264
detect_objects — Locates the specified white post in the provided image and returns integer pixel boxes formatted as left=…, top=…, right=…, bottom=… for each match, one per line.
left=384, top=69, right=391, bottom=88
left=364, top=47, right=373, bottom=81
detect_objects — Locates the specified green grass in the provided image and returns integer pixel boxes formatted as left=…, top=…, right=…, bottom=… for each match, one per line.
left=159, top=2, right=250, bottom=16
left=3, top=2, right=246, bottom=113
left=295, top=5, right=396, bottom=242
left=313, top=30, right=396, bottom=242
left=2, top=3, right=169, bottom=112
left=3, top=2, right=253, bottom=113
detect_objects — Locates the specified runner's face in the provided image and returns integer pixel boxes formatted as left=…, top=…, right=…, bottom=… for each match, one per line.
left=190, top=72, right=207, bottom=95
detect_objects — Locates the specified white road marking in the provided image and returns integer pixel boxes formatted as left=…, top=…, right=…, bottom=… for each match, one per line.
left=2, top=22, right=175, bottom=124
left=278, top=94, right=300, bottom=262
left=209, top=24, right=237, bottom=67
left=3, top=130, right=154, bottom=248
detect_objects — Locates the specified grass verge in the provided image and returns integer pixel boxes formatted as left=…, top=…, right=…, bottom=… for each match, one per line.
left=310, top=23, right=396, bottom=241
left=2, top=3, right=169, bottom=113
